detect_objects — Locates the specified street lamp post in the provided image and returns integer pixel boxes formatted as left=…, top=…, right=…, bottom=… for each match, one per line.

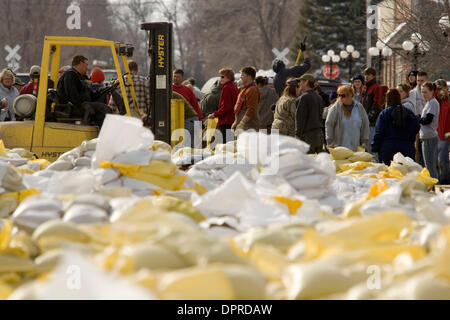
left=402, top=33, right=430, bottom=71
left=339, top=44, right=360, bottom=81
left=321, top=50, right=340, bottom=81
left=369, top=40, right=393, bottom=83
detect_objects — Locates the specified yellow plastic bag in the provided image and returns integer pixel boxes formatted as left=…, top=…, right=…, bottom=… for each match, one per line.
left=204, top=118, right=219, bottom=148
left=416, top=168, right=438, bottom=189
left=328, top=147, right=354, bottom=160
left=273, top=196, right=303, bottom=215
left=348, top=152, right=374, bottom=163
left=150, top=195, right=205, bottom=223
left=0, top=140, right=6, bottom=157
left=152, top=140, right=172, bottom=153
left=0, top=281, right=13, bottom=300
left=101, top=160, right=187, bottom=191
left=339, top=161, right=374, bottom=172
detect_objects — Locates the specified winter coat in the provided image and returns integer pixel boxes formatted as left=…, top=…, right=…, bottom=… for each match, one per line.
left=325, top=101, right=370, bottom=149
left=200, top=81, right=222, bottom=116
left=272, top=59, right=311, bottom=97
left=214, top=81, right=239, bottom=126
left=0, top=83, right=19, bottom=121
left=258, top=86, right=278, bottom=127
left=232, top=82, right=260, bottom=132
left=361, top=78, right=383, bottom=126
left=272, top=95, right=296, bottom=137
left=436, top=93, right=450, bottom=141
left=371, top=104, right=420, bottom=165
left=173, top=84, right=203, bottom=120
left=296, top=90, right=324, bottom=150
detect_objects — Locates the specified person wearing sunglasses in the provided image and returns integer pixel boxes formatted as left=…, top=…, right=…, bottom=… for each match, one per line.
left=208, top=68, right=239, bottom=142
left=325, top=85, right=370, bottom=151
left=372, top=89, right=420, bottom=165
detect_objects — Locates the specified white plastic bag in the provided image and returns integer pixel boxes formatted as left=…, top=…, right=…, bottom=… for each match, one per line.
left=92, top=115, right=154, bottom=168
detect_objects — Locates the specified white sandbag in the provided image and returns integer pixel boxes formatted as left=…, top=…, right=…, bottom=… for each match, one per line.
left=74, top=157, right=91, bottom=167
left=296, top=187, right=330, bottom=200
left=151, top=149, right=171, bottom=162
left=46, top=170, right=99, bottom=195
left=192, top=153, right=239, bottom=170
left=120, top=177, right=159, bottom=191
left=12, top=208, right=61, bottom=234
left=83, top=150, right=95, bottom=158
left=92, top=115, right=154, bottom=168
left=0, top=162, right=25, bottom=191
left=0, top=156, right=28, bottom=166
left=80, top=139, right=98, bottom=152
left=112, top=149, right=153, bottom=165
left=46, top=160, right=74, bottom=171
left=57, top=147, right=81, bottom=162
left=22, top=173, right=50, bottom=190
left=68, top=194, right=110, bottom=211
left=285, top=168, right=316, bottom=180
left=289, top=174, right=329, bottom=190
left=91, top=168, right=120, bottom=185
left=63, top=204, right=108, bottom=225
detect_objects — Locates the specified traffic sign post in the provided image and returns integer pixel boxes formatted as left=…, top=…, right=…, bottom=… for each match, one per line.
left=5, top=44, right=21, bottom=72
left=322, top=64, right=339, bottom=80
left=272, top=47, right=290, bottom=65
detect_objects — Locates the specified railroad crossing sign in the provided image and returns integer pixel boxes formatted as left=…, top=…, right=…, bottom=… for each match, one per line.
left=5, top=45, right=21, bottom=72
left=272, top=47, right=290, bottom=65
left=322, top=64, right=340, bottom=80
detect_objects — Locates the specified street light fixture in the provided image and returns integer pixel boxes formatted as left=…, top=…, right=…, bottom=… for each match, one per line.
left=340, top=44, right=360, bottom=81
left=369, top=40, right=393, bottom=82
left=439, top=15, right=449, bottom=37
left=402, top=32, right=430, bottom=71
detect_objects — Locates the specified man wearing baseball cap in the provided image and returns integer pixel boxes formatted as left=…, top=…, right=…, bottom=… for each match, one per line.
left=19, top=65, right=54, bottom=96
left=295, top=73, right=324, bottom=153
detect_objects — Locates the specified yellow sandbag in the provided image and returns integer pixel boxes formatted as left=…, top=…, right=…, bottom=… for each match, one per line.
left=348, top=152, right=374, bottom=162
left=152, top=140, right=172, bottom=153
left=101, top=160, right=187, bottom=191
left=379, top=167, right=403, bottom=180
left=304, top=211, right=415, bottom=261
left=367, top=180, right=389, bottom=200
left=0, top=281, right=13, bottom=300
left=27, top=159, right=50, bottom=170
left=0, top=220, right=13, bottom=251
left=149, top=195, right=205, bottom=223
left=157, top=266, right=235, bottom=300
left=356, top=146, right=366, bottom=152
left=390, top=162, right=409, bottom=176
left=247, top=245, right=290, bottom=280
left=273, top=196, right=303, bottom=215
left=115, top=243, right=187, bottom=273
left=0, top=140, right=6, bottom=157
left=339, top=161, right=374, bottom=172
left=0, top=254, right=35, bottom=273
left=333, top=160, right=351, bottom=172
left=328, top=147, right=354, bottom=160
left=32, top=220, right=92, bottom=244
left=8, top=148, right=35, bottom=159
left=416, top=168, right=438, bottom=189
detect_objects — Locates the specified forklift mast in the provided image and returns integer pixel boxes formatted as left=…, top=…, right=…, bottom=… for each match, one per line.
left=141, top=22, right=173, bottom=143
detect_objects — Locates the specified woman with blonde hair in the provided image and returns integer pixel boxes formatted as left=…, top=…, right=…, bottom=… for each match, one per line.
left=271, top=78, right=301, bottom=137
left=0, top=69, right=19, bottom=121
left=325, top=85, right=370, bottom=151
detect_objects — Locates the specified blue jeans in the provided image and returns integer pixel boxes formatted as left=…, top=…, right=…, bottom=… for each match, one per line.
left=438, top=140, right=450, bottom=184
left=184, top=116, right=200, bottom=148
left=422, top=136, right=439, bottom=179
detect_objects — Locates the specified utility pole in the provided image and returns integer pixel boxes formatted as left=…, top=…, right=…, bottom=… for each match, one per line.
left=367, top=0, right=372, bottom=67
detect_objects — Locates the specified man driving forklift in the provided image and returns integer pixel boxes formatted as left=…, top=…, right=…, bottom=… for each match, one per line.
left=57, top=55, right=112, bottom=127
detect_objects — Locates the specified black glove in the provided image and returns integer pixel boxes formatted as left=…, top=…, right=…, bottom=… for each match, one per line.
left=300, top=42, right=306, bottom=51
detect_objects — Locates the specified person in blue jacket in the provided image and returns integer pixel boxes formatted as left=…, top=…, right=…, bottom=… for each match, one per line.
left=372, top=88, right=420, bottom=165
left=272, top=43, right=311, bottom=97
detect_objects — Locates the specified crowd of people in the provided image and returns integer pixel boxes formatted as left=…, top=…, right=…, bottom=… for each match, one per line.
left=0, top=50, right=448, bottom=185
left=188, top=62, right=449, bottom=185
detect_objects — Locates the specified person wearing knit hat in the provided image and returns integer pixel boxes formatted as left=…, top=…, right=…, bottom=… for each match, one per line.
left=89, top=67, right=109, bottom=104
left=351, top=74, right=364, bottom=103
left=90, top=67, right=105, bottom=84
left=407, top=70, right=418, bottom=88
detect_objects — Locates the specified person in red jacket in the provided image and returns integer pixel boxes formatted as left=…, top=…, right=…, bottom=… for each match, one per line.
left=435, top=79, right=450, bottom=184
left=208, top=68, right=239, bottom=143
left=172, top=69, right=203, bottom=120
left=19, top=65, right=54, bottom=97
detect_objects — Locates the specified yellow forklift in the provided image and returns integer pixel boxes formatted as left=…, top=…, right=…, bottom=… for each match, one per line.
left=0, top=36, right=142, bottom=161
left=0, top=24, right=184, bottom=161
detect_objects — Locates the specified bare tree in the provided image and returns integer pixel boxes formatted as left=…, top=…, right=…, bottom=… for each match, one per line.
left=377, top=0, right=450, bottom=75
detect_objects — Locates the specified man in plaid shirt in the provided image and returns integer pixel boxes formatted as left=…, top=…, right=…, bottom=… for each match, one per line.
left=109, top=60, right=150, bottom=118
